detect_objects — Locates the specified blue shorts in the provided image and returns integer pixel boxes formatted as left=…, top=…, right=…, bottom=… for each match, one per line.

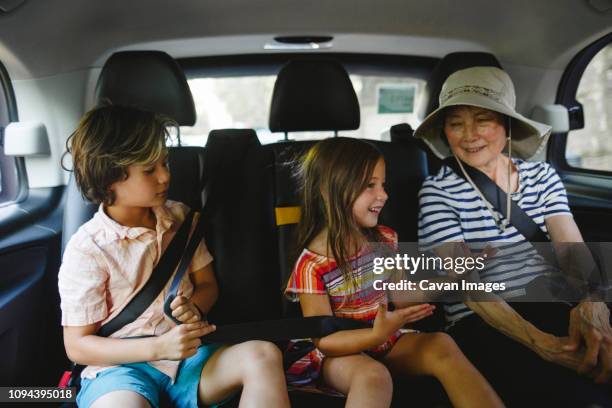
left=77, top=344, right=223, bottom=408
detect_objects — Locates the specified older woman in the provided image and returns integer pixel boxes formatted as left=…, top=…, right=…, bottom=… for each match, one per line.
left=415, top=66, right=611, bottom=407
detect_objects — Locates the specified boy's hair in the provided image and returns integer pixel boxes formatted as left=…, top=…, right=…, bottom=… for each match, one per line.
left=62, top=104, right=176, bottom=205
left=293, top=137, right=384, bottom=291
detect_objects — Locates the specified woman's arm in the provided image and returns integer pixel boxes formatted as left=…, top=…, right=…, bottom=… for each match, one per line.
left=547, top=214, right=612, bottom=382
left=464, top=299, right=584, bottom=370
left=430, top=240, right=586, bottom=370
left=546, top=214, right=582, bottom=241
left=546, top=214, right=592, bottom=284
left=299, top=293, right=434, bottom=357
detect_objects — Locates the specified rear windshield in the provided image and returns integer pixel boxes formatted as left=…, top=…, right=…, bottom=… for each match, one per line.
left=179, top=72, right=425, bottom=146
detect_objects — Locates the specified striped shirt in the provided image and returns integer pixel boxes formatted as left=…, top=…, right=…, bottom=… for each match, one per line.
left=417, top=159, right=572, bottom=324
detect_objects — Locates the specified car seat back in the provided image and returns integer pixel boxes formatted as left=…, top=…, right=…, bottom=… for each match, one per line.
left=266, top=59, right=429, bottom=316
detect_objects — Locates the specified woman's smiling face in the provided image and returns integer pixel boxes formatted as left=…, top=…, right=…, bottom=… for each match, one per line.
left=444, top=106, right=507, bottom=169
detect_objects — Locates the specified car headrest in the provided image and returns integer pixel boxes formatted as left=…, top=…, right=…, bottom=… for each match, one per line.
left=95, top=51, right=196, bottom=126
left=269, top=59, right=359, bottom=132
left=422, top=52, right=502, bottom=117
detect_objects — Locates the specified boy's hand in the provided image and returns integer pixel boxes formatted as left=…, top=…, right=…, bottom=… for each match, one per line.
left=154, top=321, right=215, bottom=360
left=170, top=295, right=203, bottom=324
left=372, top=303, right=435, bottom=344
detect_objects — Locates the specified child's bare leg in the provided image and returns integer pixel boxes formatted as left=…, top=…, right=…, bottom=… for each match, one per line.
left=322, top=354, right=393, bottom=408
left=383, top=332, right=504, bottom=408
left=90, top=390, right=151, bottom=408
left=198, top=341, right=290, bottom=408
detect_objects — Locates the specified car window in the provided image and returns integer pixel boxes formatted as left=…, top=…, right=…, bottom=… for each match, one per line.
left=179, top=74, right=425, bottom=146
left=565, top=44, right=612, bottom=172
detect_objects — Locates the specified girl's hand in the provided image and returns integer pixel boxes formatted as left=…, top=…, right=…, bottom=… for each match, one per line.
left=154, top=321, right=215, bottom=361
left=170, top=294, right=202, bottom=324
left=372, top=303, right=435, bottom=344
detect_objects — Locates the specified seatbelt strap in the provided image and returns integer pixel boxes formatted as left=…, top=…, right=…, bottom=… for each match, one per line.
left=200, top=316, right=370, bottom=344
left=163, top=210, right=206, bottom=324
left=443, top=158, right=558, bottom=268
left=443, top=158, right=549, bottom=243
left=97, top=210, right=196, bottom=337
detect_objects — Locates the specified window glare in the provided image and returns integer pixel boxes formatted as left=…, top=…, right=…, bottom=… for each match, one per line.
left=566, top=44, right=612, bottom=172
left=180, top=73, right=424, bottom=146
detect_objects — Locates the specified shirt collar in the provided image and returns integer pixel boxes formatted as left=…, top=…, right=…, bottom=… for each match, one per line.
left=152, top=203, right=175, bottom=233
left=95, top=202, right=175, bottom=242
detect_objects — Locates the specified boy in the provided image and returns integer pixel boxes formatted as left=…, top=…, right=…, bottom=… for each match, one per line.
left=59, top=105, right=290, bottom=408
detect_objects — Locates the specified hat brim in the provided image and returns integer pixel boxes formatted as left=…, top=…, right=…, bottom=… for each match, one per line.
left=414, top=93, right=552, bottom=160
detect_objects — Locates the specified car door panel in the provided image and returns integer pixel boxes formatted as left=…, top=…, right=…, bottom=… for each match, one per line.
left=0, top=194, right=64, bottom=386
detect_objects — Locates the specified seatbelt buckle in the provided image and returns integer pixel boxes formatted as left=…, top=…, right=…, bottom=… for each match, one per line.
left=58, top=371, right=72, bottom=388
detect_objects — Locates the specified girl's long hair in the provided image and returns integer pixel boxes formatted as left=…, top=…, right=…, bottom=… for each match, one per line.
left=293, top=137, right=384, bottom=292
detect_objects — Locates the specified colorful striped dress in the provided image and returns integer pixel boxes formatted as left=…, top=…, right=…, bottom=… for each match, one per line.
left=284, top=225, right=403, bottom=384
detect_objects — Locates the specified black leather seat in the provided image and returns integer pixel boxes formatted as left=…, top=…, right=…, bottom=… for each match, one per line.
left=269, top=59, right=360, bottom=136
left=202, top=62, right=361, bottom=327
left=268, top=59, right=363, bottom=320
left=267, top=59, right=429, bottom=291
left=201, top=128, right=283, bottom=325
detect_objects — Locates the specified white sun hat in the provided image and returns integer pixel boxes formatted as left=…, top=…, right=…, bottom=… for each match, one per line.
left=414, top=66, right=552, bottom=160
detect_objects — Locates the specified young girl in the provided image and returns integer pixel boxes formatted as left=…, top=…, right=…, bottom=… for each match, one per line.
left=285, top=137, right=504, bottom=408
left=59, top=105, right=290, bottom=408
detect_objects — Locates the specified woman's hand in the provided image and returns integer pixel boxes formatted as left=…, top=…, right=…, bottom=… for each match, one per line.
left=154, top=321, right=215, bottom=361
left=170, top=294, right=203, bottom=324
left=562, top=301, right=612, bottom=383
left=372, top=303, right=435, bottom=344
left=532, top=331, right=584, bottom=371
